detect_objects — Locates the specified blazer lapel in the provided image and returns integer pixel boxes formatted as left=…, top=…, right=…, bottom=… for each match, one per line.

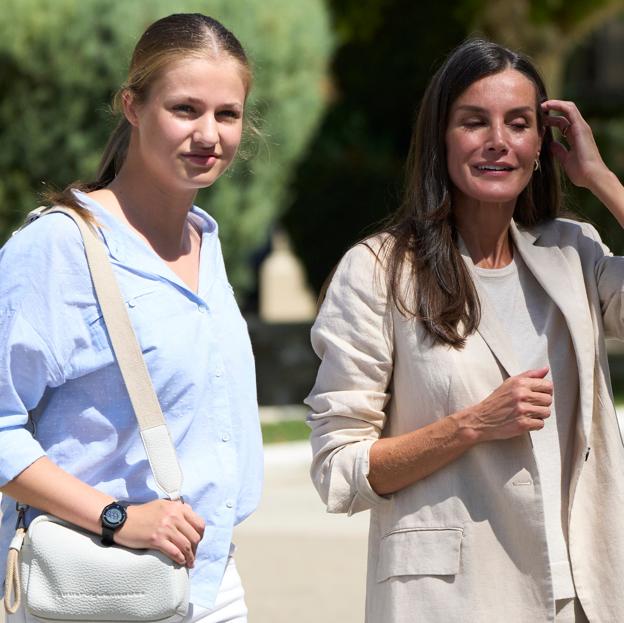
left=510, top=221, right=595, bottom=447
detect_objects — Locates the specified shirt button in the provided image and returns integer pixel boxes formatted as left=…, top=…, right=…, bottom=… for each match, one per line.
left=225, top=500, right=233, bottom=509
left=221, top=433, right=231, bottom=442
left=197, top=304, right=208, bottom=313
left=215, top=369, right=223, bottom=378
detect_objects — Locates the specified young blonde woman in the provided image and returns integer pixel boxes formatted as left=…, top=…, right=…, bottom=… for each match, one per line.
left=307, top=39, right=624, bottom=622
left=0, top=13, right=262, bottom=623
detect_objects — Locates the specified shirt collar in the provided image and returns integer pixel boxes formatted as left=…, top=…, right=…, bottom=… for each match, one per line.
left=72, top=190, right=218, bottom=299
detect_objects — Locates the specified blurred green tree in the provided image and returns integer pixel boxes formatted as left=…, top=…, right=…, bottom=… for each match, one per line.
left=284, top=0, right=468, bottom=292
left=285, top=0, right=624, bottom=293
left=471, top=0, right=624, bottom=253
left=470, top=0, right=624, bottom=96
left=0, top=0, right=333, bottom=294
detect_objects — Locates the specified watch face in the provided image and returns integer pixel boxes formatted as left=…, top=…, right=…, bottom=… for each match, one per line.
left=102, top=503, right=127, bottom=528
left=105, top=507, right=124, bottom=524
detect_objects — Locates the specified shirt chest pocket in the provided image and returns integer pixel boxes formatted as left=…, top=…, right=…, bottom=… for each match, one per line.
left=84, top=289, right=157, bottom=352
left=376, top=527, right=464, bottom=582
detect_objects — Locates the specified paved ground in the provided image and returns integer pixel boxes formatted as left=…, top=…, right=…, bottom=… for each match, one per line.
left=233, top=441, right=370, bottom=623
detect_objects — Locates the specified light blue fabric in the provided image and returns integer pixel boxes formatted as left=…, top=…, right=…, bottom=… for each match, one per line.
left=0, top=191, right=263, bottom=608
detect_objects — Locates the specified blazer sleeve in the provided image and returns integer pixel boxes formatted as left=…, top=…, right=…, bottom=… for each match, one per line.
left=581, top=222, right=624, bottom=339
left=305, top=240, right=394, bottom=515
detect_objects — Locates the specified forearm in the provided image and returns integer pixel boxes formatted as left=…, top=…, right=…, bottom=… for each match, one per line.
left=368, top=408, right=479, bottom=495
left=1, top=456, right=113, bottom=533
left=588, top=169, right=624, bottom=228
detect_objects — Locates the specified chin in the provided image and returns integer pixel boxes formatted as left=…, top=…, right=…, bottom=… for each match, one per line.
left=464, top=185, right=526, bottom=206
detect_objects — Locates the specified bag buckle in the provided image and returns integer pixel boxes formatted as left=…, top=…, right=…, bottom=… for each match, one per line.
left=14, top=503, right=27, bottom=530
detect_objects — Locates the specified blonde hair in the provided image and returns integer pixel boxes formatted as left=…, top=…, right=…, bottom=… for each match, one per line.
left=45, top=13, right=252, bottom=213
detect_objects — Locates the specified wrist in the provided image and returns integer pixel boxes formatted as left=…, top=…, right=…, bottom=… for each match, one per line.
left=100, top=501, right=128, bottom=546
left=449, top=407, right=484, bottom=447
left=587, top=168, right=620, bottom=201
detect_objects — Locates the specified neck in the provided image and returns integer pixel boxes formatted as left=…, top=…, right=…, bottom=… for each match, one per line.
left=454, top=197, right=515, bottom=268
left=105, top=160, right=198, bottom=261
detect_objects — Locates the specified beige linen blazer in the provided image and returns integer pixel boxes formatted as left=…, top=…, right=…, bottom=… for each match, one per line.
left=306, top=218, right=624, bottom=623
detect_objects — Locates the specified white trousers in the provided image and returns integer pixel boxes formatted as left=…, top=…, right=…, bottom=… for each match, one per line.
left=7, top=549, right=247, bottom=623
left=183, top=553, right=247, bottom=623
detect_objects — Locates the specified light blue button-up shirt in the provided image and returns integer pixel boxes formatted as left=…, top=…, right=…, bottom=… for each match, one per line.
left=0, top=192, right=263, bottom=608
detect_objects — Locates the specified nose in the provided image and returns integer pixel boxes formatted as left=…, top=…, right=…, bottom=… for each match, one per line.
left=192, top=115, right=218, bottom=147
left=485, top=121, right=508, bottom=153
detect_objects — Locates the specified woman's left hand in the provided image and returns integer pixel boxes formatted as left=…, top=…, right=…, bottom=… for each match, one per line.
left=541, top=99, right=610, bottom=191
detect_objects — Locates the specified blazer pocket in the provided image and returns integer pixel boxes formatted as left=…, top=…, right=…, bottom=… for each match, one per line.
left=376, top=527, right=463, bottom=582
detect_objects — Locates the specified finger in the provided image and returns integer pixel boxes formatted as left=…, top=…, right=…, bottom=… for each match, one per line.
left=522, top=416, right=546, bottom=431
left=518, top=367, right=549, bottom=379
left=526, top=377, right=553, bottom=393
left=174, top=531, right=196, bottom=567
left=159, top=538, right=188, bottom=567
left=181, top=505, right=206, bottom=537
left=526, top=391, right=553, bottom=408
left=528, top=384, right=553, bottom=398
left=525, top=405, right=551, bottom=419
left=175, top=519, right=203, bottom=555
left=541, top=99, right=581, bottom=121
left=543, top=114, right=570, bottom=135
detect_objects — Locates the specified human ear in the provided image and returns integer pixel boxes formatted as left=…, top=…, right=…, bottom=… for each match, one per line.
left=121, top=89, right=140, bottom=127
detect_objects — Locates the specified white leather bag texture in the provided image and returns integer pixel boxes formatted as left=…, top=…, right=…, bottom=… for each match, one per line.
left=19, top=516, right=189, bottom=623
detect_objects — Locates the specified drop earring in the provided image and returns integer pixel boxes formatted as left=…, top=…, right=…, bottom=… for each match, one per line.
left=534, top=158, right=540, bottom=172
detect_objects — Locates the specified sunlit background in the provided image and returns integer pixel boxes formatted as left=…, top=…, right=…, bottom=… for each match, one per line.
left=1, top=1, right=624, bottom=621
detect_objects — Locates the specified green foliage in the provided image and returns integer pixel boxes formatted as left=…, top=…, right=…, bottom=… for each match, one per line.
left=285, top=0, right=469, bottom=292
left=527, top=0, right=622, bottom=29
left=261, top=419, right=309, bottom=444
left=0, top=0, right=333, bottom=295
left=561, top=14, right=624, bottom=254
left=285, top=0, right=624, bottom=293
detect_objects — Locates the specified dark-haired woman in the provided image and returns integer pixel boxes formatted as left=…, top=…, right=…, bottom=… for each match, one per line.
left=307, top=39, right=624, bottom=622
left=0, top=14, right=261, bottom=622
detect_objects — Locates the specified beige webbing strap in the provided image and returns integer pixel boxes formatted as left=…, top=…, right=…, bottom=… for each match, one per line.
left=4, top=528, right=24, bottom=614
left=46, top=207, right=183, bottom=501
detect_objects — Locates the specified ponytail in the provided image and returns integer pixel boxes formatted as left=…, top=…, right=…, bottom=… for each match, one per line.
left=95, top=118, right=131, bottom=187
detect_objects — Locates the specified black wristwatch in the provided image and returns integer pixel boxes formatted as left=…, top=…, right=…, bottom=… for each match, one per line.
left=100, top=501, right=128, bottom=546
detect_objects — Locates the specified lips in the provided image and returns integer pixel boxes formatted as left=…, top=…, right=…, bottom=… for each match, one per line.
left=181, top=153, right=219, bottom=167
left=474, top=163, right=515, bottom=172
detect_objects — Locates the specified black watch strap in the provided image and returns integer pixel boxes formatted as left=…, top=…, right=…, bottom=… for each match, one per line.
left=100, top=501, right=128, bottom=547
left=101, top=524, right=116, bottom=547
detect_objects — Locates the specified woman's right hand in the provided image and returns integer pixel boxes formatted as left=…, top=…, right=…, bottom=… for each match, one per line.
left=115, top=499, right=205, bottom=568
left=457, top=367, right=553, bottom=442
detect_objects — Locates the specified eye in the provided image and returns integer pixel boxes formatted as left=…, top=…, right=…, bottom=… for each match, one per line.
left=462, top=118, right=486, bottom=129
left=172, top=104, right=196, bottom=115
left=509, top=118, right=530, bottom=131
left=217, top=108, right=242, bottom=121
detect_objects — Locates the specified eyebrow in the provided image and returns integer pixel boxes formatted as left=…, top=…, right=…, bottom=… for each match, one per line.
left=170, top=95, right=243, bottom=109
left=454, top=105, right=535, bottom=115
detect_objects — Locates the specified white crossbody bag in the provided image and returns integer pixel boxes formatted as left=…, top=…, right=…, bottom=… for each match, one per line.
left=3, top=207, right=190, bottom=623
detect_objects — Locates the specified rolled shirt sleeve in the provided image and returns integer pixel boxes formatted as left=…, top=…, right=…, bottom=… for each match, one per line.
left=306, top=239, right=394, bottom=514
left=0, top=309, right=60, bottom=485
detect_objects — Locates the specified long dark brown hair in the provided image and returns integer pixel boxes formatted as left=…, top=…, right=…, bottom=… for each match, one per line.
left=382, top=38, right=562, bottom=348
left=44, top=13, right=252, bottom=217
